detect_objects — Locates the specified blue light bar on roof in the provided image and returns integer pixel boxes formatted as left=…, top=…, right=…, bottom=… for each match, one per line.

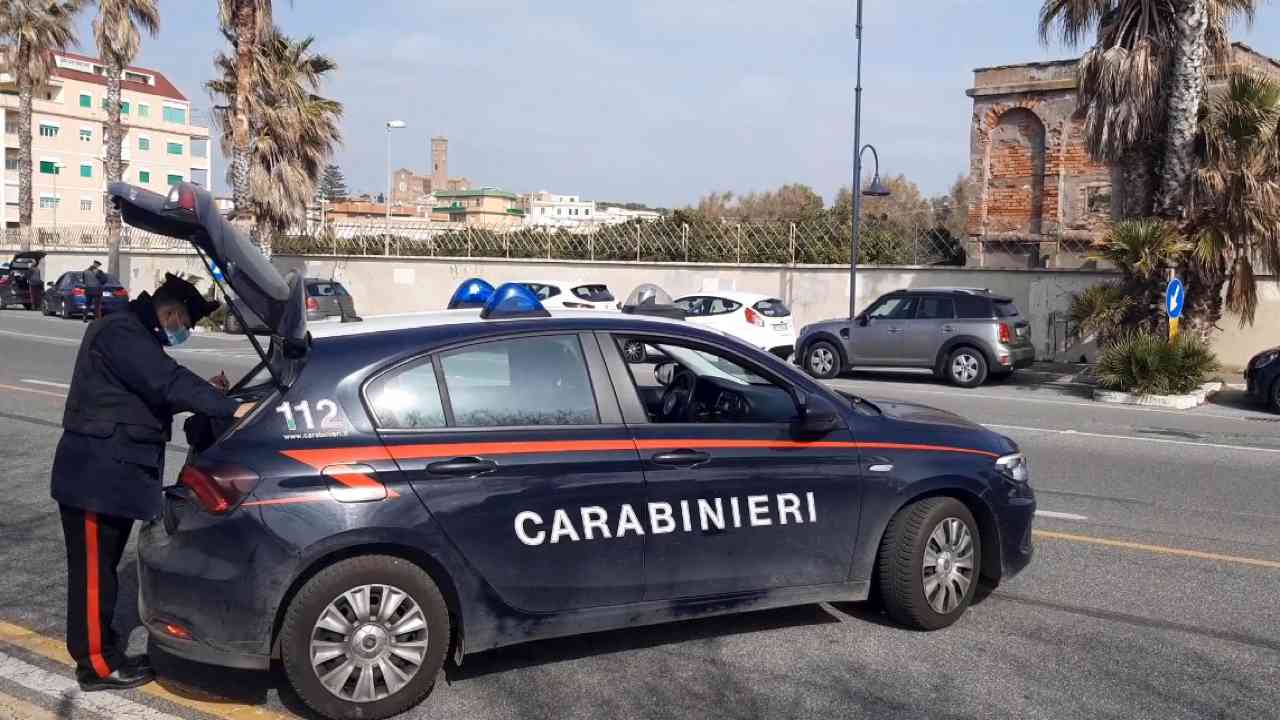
left=448, top=278, right=494, bottom=309
left=481, top=282, right=550, bottom=319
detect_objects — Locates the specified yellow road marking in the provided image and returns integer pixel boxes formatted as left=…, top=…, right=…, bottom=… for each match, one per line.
left=0, top=688, right=59, bottom=720
left=1033, top=530, right=1280, bottom=570
left=0, top=383, right=65, bottom=399
left=0, top=620, right=291, bottom=720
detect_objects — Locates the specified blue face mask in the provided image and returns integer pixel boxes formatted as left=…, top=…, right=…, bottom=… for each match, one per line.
left=165, top=325, right=190, bottom=347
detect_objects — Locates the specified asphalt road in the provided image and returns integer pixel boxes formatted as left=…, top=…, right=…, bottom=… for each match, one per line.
left=0, top=309, right=1277, bottom=720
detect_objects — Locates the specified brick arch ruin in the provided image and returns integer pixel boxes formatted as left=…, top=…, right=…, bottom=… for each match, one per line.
left=977, top=102, right=1048, bottom=237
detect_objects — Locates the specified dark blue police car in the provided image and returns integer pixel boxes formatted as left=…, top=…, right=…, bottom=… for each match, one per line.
left=111, top=182, right=1035, bottom=720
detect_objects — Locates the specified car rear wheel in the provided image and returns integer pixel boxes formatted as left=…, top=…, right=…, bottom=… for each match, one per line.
left=803, top=341, right=841, bottom=380
left=1270, top=378, right=1280, bottom=413
left=877, top=497, right=981, bottom=630
left=281, top=555, right=450, bottom=720
left=946, top=347, right=987, bottom=388
left=60, top=301, right=72, bottom=320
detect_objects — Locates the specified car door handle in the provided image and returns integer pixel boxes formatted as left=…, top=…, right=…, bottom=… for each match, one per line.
left=426, top=457, right=498, bottom=476
left=887, top=327, right=903, bottom=335
left=941, top=325, right=955, bottom=333
left=651, top=450, right=711, bottom=467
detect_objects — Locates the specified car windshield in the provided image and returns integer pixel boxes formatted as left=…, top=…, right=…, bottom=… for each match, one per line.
left=753, top=298, right=790, bottom=317
left=657, top=344, right=769, bottom=386
left=571, top=284, right=614, bottom=302
left=994, top=300, right=1020, bottom=318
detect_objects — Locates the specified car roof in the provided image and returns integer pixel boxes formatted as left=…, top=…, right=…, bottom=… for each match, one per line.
left=517, top=279, right=608, bottom=288
left=676, top=290, right=777, bottom=303
left=308, top=307, right=686, bottom=340
left=893, top=287, right=1014, bottom=302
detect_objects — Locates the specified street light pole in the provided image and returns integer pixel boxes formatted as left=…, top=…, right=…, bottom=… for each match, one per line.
left=848, top=0, right=890, bottom=338
left=385, top=120, right=406, bottom=226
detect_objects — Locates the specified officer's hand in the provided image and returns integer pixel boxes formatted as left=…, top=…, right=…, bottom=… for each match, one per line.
left=210, top=372, right=230, bottom=392
left=234, top=403, right=254, bottom=418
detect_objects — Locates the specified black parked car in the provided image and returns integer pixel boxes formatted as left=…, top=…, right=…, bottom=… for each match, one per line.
left=0, top=251, right=45, bottom=309
left=1245, top=346, right=1279, bottom=412
left=224, top=277, right=361, bottom=333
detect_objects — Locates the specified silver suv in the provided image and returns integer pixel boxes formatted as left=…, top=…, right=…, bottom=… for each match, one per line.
left=796, top=288, right=1035, bottom=387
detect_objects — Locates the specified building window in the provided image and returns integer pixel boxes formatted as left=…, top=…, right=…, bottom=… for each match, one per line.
left=137, top=103, right=149, bottom=118
left=584, top=209, right=590, bottom=216
left=121, top=101, right=130, bottom=115
left=79, top=93, right=92, bottom=109
left=4, top=156, right=16, bottom=171
left=166, top=173, right=182, bottom=186
left=79, top=129, right=92, bottom=142
left=38, top=124, right=58, bottom=138
left=166, top=142, right=183, bottom=156
left=80, top=198, right=93, bottom=211
left=190, top=168, right=208, bottom=187
left=540, top=207, right=545, bottom=215
left=163, top=106, right=186, bottom=124
left=138, top=137, right=150, bottom=151
left=124, top=71, right=150, bottom=84
left=1086, top=185, right=1112, bottom=215
left=39, top=161, right=59, bottom=174
left=138, top=170, right=150, bottom=184
left=190, top=138, right=208, bottom=159
left=39, top=196, right=59, bottom=209
left=80, top=163, right=92, bottom=178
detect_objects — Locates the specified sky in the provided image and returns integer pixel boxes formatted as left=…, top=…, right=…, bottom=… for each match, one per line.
left=71, top=0, right=1280, bottom=208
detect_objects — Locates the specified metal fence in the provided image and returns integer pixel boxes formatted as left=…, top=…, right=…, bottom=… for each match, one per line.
left=2, top=212, right=967, bottom=267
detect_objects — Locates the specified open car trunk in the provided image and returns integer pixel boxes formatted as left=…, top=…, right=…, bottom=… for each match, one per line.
left=107, top=182, right=307, bottom=453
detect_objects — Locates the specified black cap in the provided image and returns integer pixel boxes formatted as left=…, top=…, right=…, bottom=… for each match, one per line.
left=156, top=272, right=220, bottom=325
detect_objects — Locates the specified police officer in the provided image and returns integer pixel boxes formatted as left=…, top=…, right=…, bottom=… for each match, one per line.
left=51, top=273, right=251, bottom=691
left=82, top=261, right=107, bottom=323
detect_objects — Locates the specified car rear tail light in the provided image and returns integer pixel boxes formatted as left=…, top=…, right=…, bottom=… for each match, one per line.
left=178, top=463, right=260, bottom=514
left=306, top=297, right=319, bottom=312
left=162, top=622, right=191, bottom=640
left=114, top=289, right=128, bottom=298
left=0, top=276, right=8, bottom=286
left=71, top=287, right=85, bottom=297
left=998, top=322, right=1012, bottom=344
left=745, top=307, right=764, bottom=327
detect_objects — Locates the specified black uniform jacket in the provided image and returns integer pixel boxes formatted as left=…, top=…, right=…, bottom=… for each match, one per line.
left=50, top=292, right=239, bottom=520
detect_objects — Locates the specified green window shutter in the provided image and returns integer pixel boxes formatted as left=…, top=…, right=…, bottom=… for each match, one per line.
left=79, top=94, right=91, bottom=108
left=80, top=164, right=92, bottom=178
left=139, top=170, right=150, bottom=183
left=166, top=174, right=182, bottom=186
left=39, top=161, right=56, bottom=174
left=139, top=137, right=150, bottom=151
left=166, top=142, right=183, bottom=155
left=121, top=101, right=130, bottom=115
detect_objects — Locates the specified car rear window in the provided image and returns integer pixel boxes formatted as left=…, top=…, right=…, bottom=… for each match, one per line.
left=440, top=335, right=598, bottom=427
left=571, top=284, right=614, bottom=302
left=994, top=300, right=1021, bottom=318
left=954, top=295, right=993, bottom=319
left=366, top=357, right=447, bottom=429
left=752, top=298, right=790, bottom=317
left=308, top=283, right=338, bottom=297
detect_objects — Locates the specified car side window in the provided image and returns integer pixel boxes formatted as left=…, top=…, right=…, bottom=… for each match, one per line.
left=57, top=273, right=73, bottom=290
left=705, top=297, right=742, bottom=315
left=441, top=335, right=598, bottom=427
left=366, top=357, right=447, bottom=430
left=674, top=296, right=705, bottom=316
left=955, top=295, right=992, bottom=319
left=868, top=296, right=916, bottom=320
left=916, top=297, right=955, bottom=320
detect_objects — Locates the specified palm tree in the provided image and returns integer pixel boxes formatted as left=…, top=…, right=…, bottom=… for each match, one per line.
left=1188, top=71, right=1280, bottom=326
left=216, top=0, right=279, bottom=235
left=0, top=0, right=83, bottom=248
left=208, top=29, right=342, bottom=246
left=1038, top=0, right=1256, bottom=217
left=93, top=0, right=158, bottom=276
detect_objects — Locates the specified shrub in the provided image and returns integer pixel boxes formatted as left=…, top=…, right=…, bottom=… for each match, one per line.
left=1069, top=283, right=1134, bottom=347
left=1097, top=333, right=1220, bottom=396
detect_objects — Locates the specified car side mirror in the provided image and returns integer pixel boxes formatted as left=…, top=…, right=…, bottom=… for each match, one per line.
left=794, top=392, right=842, bottom=435
left=46, top=281, right=54, bottom=288
left=857, top=315, right=870, bottom=327
left=653, top=361, right=677, bottom=387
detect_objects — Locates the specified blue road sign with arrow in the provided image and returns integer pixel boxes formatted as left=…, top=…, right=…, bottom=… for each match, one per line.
left=1166, top=278, right=1184, bottom=319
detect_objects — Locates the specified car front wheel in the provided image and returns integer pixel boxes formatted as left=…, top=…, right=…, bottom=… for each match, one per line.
left=803, top=341, right=841, bottom=380
left=877, top=497, right=981, bottom=630
left=945, top=347, right=988, bottom=387
left=281, top=555, right=450, bottom=720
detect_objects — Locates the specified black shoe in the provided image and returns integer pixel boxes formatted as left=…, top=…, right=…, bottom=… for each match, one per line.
left=76, top=662, right=154, bottom=692
left=118, top=654, right=153, bottom=674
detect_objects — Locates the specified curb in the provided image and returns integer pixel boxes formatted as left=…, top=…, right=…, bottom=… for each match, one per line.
left=1092, top=382, right=1223, bottom=410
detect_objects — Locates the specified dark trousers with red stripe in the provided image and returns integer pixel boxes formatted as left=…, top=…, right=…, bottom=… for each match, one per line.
left=59, top=504, right=134, bottom=678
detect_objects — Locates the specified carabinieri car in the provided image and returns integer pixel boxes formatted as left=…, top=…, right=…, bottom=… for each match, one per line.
left=110, top=182, right=1036, bottom=720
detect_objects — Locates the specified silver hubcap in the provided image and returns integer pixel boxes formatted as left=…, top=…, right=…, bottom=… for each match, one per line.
left=810, top=347, right=835, bottom=375
left=310, top=584, right=428, bottom=703
left=922, top=517, right=975, bottom=614
left=951, top=354, right=980, bottom=383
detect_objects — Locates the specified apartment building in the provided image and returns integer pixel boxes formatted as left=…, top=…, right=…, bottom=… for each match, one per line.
left=0, top=50, right=211, bottom=228
left=432, top=188, right=525, bottom=228
left=523, top=190, right=596, bottom=228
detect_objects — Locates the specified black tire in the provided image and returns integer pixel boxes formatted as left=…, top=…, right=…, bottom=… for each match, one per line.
left=60, top=301, right=72, bottom=320
left=21, top=302, right=32, bottom=310
left=876, top=497, right=981, bottom=631
left=280, top=555, right=450, bottom=720
left=803, top=340, right=842, bottom=380
left=1270, top=378, right=1280, bottom=414
left=41, top=300, right=52, bottom=316
left=945, top=347, right=988, bottom=388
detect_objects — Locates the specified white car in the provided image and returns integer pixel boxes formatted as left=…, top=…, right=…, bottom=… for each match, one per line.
left=519, top=280, right=618, bottom=310
left=673, top=291, right=796, bottom=359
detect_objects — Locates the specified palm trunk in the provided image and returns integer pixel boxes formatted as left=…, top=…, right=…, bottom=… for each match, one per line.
left=1155, top=0, right=1209, bottom=219
left=16, top=43, right=34, bottom=250
left=1120, top=148, right=1156, bottom=218
left=231, top=0, right=258, bottom=249
left=105, top=62, right=124, bottom=277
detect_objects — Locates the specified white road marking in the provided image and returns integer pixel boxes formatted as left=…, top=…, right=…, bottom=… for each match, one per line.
left=1034, top=510, right=1089, bottom=521
left=19, top=379, right=69, bottom=389
left=835, top=380, right=1263, bottom=422
left=0, top=329, right=79, bottom=345
left=986, top=423, right=1280, bottom=455
left=0, top=650, right=178, bottom=720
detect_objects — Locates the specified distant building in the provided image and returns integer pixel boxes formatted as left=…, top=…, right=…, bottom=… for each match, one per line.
left=433, top=188, right=525, bottom=228
left=597, top=206, right=663, bottom=225
left=965, top=42, right=1280, bottom=268
left=328, top=200, right=417, bottom=221
left=391, top=136, right=470, bottom=211
left=0, top=49, right=211, bottom=229
left=523, top=191, right=596, bottom=227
